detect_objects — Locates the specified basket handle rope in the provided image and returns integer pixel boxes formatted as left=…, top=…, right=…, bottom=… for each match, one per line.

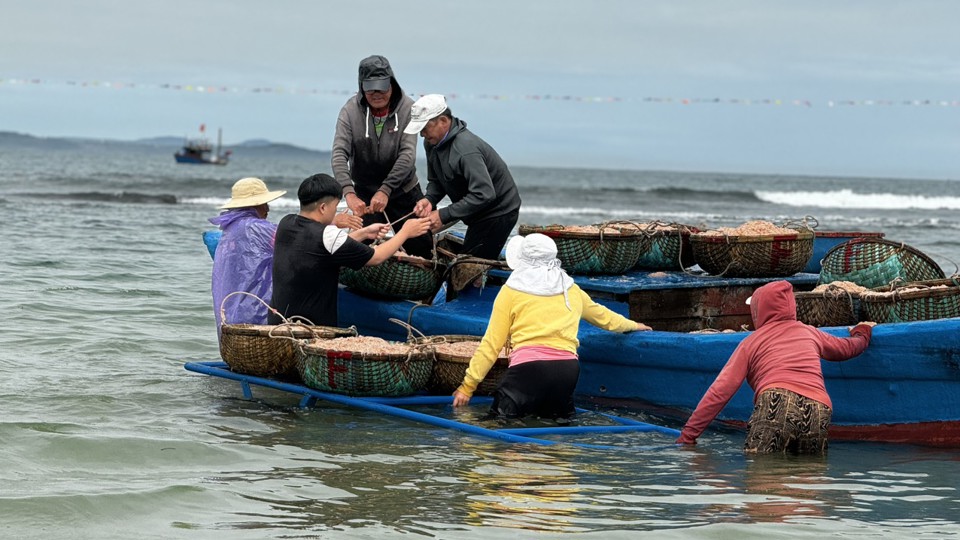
left=594, top=220, right=643, bottom=243
left=781, top=215, right=819, bottom=233
left=220, top=291, right=286, bottom=326
left=822, top=283, right=858, bottom=315
left=435, top=246, right=509, bottom=269
left=220, top=291, right=358, bottom=344
left=382, top=319, right=436, bottom=360
left=388, top=317, right=427, bottom=341
left=638, top=220, right=698, bottom=270
left=372, top=210, right=417, bottom=247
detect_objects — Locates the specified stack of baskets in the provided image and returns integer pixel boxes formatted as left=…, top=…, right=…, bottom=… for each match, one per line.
left=296, top=336, right=435, bottom=397
left=690, top=222, right=814, bottom=278
left=518, top=223, right=650, bottom=274
left=219, top=322, right=357, bottom=380
left=633, top=221, right=699, bottom=271
left=860, top=278, right=960, bottom=324
left=819, top=238, right=945, bottom=289
left=413, top=335, right=510, bottom=395
left=339, top=254, right=446, bottom=300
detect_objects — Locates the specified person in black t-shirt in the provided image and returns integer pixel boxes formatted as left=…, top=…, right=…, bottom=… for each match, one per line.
left=269, top=173, right=432, bottom=327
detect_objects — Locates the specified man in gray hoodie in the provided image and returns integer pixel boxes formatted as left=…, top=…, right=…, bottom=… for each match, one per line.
left=331, top=55, right=433, bottom=258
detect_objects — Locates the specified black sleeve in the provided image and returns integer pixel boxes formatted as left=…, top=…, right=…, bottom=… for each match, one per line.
left=333, top=237, right=375, bottom=270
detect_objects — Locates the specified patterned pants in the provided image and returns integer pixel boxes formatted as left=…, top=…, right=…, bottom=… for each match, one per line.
left=744, top=388, right=832, bottom=455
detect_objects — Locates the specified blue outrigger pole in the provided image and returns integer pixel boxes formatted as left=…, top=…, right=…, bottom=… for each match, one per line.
left=184, top=361, right=680, bottom=449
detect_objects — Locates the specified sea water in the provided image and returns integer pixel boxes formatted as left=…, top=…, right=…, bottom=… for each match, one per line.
left=1, top=145, right=958, bottom=539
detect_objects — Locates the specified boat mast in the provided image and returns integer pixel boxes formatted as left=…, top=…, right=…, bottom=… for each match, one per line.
left=216, top=128, right=222, bottom=159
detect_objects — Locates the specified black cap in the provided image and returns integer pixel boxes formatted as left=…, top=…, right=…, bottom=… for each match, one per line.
left=358, top=55, right=394, bottom=92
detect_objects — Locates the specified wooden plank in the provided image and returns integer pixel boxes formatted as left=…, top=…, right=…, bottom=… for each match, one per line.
left=627, top=284, right=760, bottom=331
left=641, top=315, right=753, bottom=333
left=629, top=286, right=754, bottom=320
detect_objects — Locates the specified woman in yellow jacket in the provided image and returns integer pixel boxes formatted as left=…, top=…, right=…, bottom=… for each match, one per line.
left=452, top=233, right=651, bottom=419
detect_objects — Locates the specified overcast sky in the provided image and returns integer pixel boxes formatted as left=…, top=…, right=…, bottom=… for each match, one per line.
left=2, top=0, right=959, bottom=179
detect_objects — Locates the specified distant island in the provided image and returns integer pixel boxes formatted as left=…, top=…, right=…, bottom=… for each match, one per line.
left=0, top=131, right=330, bottom=158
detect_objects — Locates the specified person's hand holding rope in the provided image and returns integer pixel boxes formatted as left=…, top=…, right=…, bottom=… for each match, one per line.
left=345, top=192, right=368, bottom=216
left=370, top=191, right=389, bottom=214
left=333, top=212, right=363, bottom=230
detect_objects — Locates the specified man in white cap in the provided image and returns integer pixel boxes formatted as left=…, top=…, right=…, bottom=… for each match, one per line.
left=406, top=94, right=522, bottom=260
left=331, top=55, right=434, bottom=258
left=452, top=233, right=651, bottom=419
left=209, top=177, right=288, bottom=335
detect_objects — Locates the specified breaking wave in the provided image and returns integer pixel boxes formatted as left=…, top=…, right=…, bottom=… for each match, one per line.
left=757, top=189, right=960, bottom=210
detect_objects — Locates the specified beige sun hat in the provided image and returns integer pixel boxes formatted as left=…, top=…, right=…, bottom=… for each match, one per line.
left=220, top=177, right=286, bottom=209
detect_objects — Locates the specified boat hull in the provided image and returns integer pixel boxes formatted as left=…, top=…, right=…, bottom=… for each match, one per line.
left=174, top=152, right=228, bottom=165
left=338, top=283, right=960, bottom=447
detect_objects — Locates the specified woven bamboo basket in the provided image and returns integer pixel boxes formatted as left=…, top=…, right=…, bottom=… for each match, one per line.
left=339, top=254, right=445, bottom=300
left=860, top=278, right=960, bottom=323
left=794, top=288, right=861, bottom=327
left=412, top=335, right=510, bottom=395
left=819, top=238, right=945, bottom=289
left=633, top=222, right=699, bottom=271
left=220, top=323, right=358, bottom=379
left=690, top=229, right=814, bottom=278
left=218, top=291, right=358, bottom=380
left=296, top=338, right=434, bottom=397
left=518, top=223, right=650, bottom=275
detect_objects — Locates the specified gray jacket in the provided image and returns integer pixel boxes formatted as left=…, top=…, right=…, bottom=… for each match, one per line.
left=424, top=118, right=521, bottom=225
left=330, top=69, right=419, bottom=199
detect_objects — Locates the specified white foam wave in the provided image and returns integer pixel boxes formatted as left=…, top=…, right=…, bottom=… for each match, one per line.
left=757, top=189, right=960, bottom=210
left=521, top=206, right=707, bottom=220
left=181, top=196, right=332, bottom=209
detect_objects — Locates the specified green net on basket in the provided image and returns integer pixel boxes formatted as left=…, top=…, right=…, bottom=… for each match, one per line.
left=633, top=222, right=699, bottom=270
left=296, top=336, right=434, bottom=397
left=518, top=223, right=649, bottom=274
left=819, top=238, right=944, bottom=289
left=339, top=254, right=445, bottom=300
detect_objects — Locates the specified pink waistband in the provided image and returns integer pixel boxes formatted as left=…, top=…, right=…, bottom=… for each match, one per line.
left=509, top=345, right=578, bottom=368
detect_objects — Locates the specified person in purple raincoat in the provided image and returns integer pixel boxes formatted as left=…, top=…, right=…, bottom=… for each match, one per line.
left=209, top=177, right=287, bottom=336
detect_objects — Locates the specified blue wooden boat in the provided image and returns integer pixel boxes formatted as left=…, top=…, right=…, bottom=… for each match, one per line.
left=337, top=264, right=960, bottom=448
left=201, top=230, right=960, bottom=446
left=183, top=361, right=680, bottom=449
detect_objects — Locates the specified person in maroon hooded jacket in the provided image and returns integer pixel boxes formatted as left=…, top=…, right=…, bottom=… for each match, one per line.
left=677, top=280, right=876, bottom=454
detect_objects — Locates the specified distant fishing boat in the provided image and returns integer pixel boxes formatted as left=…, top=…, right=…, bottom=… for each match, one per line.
left=174, top=124, right=231, bottom=165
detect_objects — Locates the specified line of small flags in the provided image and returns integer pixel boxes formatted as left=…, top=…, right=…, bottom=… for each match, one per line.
left=2, top=77, right=958, bottom=108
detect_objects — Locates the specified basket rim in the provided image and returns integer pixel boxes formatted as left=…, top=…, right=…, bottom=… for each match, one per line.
left=382, top=254, right=446, bottom=270
left=794, top=289, right=862, bottom=299
left=411, top=334, right=510, bottom=364
left=518, top=223, right=646, bottom=239
left=220, top=323, right=356, bottom=338
left=435, top=354, right=510, bottom=366
left=300, top=341, right=434, bottom=362
left=861, top=278, right=960, bottom=302
left=690, top=230, right=814, bottom=243
left=814, top=231, right=885, bottom=239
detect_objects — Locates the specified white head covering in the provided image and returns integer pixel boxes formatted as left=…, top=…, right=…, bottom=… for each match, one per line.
left=505, top=233, right=575, bottom=309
